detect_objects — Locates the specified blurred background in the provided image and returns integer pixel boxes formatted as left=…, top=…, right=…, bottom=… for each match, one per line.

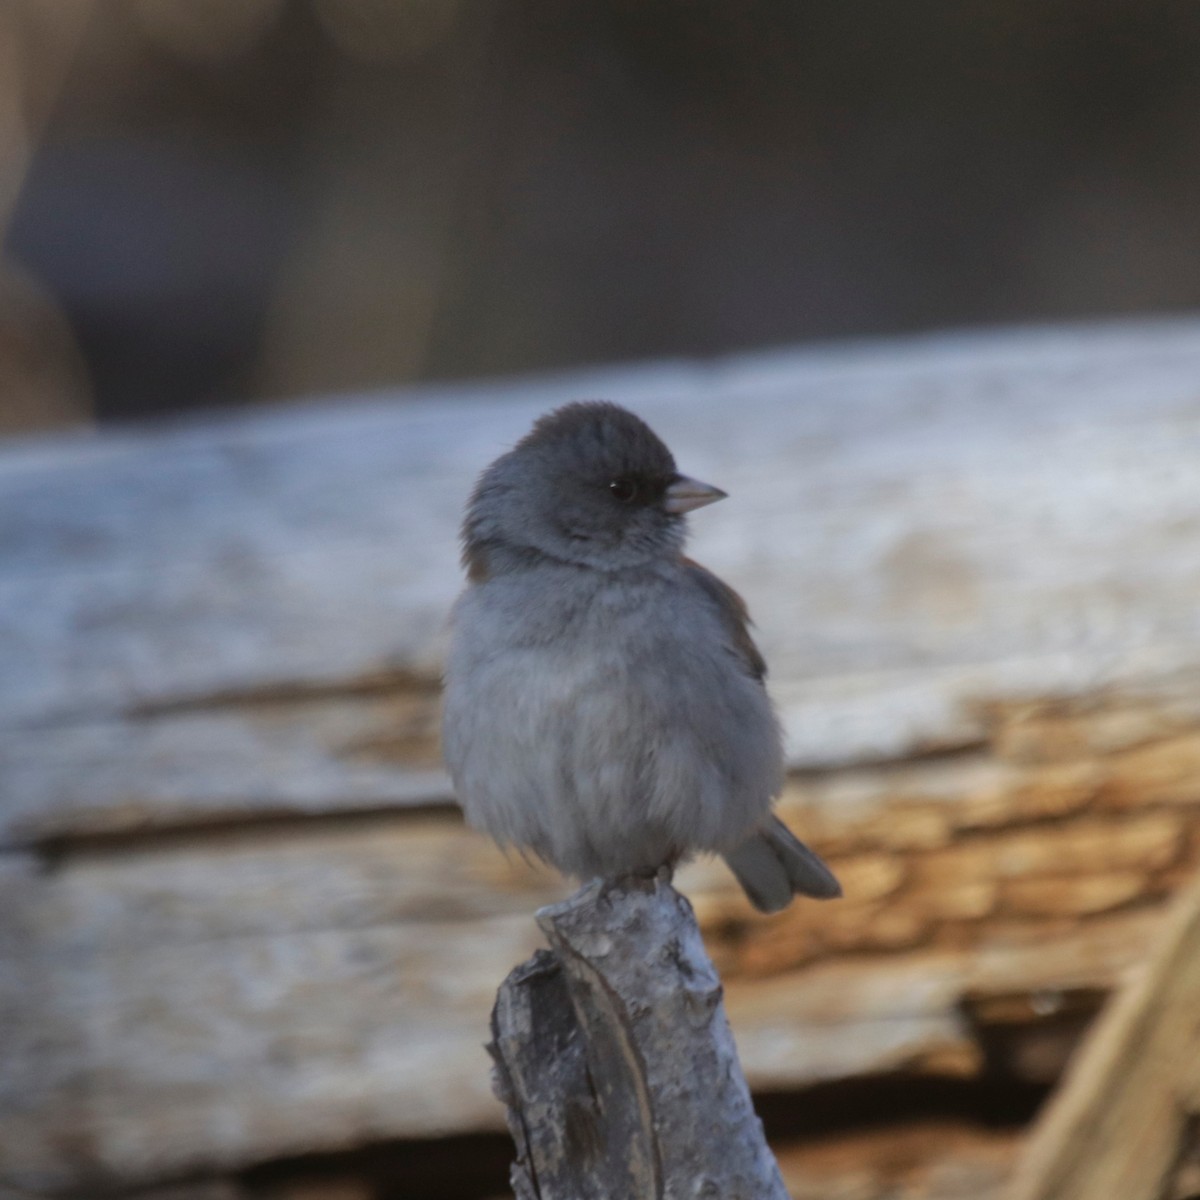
left=4, top=0, right=1200, bottom=430
left=6, top=6, right=1200, bottom=1200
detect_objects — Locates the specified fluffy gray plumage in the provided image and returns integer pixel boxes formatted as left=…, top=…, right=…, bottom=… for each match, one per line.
left=441, top=401, right=841, bottom=912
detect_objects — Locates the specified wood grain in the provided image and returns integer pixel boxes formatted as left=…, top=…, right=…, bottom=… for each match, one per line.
left=6, top=319, right=1200, bottom=1194
left=491, top=879, right=788, bottom=1200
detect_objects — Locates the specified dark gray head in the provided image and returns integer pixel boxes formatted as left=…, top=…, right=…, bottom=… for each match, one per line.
left=463, top=401, right=726, bottom=575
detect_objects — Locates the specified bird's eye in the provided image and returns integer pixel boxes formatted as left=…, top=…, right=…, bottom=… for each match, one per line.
left=609, top=477, right=639, bottom=503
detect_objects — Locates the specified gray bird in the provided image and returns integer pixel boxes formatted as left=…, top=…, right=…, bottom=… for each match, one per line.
left=441, top=401, right=841, bottom=912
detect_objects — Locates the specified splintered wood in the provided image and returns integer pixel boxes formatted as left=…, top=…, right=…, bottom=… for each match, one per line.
left=491, top=879, right=789, bottom=1200
left=715, top=692, right=1200, bottom=983
left=1006, top=870, right=1200, bottom=1200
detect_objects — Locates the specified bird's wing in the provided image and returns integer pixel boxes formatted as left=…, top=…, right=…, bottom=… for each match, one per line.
left=681, top=557, right=768, bottom=682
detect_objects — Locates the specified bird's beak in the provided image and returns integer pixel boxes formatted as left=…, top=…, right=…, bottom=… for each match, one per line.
left=664, top=475, right=728, bottom=515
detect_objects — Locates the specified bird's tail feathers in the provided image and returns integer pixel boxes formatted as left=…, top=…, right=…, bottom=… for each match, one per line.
left=723, top=815, right=842, bottom=914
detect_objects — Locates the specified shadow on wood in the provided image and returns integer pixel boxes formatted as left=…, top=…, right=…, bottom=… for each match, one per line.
left=489, top=877, right=788, bottom=1200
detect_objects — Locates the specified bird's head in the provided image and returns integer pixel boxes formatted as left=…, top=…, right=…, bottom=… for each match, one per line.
left=463, top=401, right=726, bottom=575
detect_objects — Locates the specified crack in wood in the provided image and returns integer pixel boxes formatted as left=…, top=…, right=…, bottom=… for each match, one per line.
left=31, top=801, right=462, bottom=866
left=122, top=669, right=442, bottom=720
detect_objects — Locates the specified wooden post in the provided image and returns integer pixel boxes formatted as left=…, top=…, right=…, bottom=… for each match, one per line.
left=488, top=877, right=789, bottom=1200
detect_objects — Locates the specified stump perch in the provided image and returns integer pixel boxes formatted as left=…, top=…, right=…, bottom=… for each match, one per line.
left=489, top=877, right=789, bottom=1200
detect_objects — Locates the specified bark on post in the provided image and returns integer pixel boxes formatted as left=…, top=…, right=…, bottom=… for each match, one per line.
left=488, top=876, right=789, bottom=1200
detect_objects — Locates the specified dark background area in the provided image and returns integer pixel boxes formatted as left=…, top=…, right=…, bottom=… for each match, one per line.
left=3, top=0, right=1200, bottom=430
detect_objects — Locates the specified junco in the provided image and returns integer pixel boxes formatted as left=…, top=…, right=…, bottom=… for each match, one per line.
left=441, top=401, right=841, bottom=912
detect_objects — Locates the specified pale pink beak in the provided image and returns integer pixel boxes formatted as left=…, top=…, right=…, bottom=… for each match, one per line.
left=664, top=475, right=728, bottom=515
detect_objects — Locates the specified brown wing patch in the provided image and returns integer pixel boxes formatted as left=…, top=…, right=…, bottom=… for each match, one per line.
left=682, top=556, right=767, bottom=682
left=462, top=538, right=490, bottom=583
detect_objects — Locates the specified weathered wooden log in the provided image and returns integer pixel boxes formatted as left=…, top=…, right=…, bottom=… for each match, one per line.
left=6, top=319, right=1200, bottom=1194
left=489, top=878, right=788, bottom=1200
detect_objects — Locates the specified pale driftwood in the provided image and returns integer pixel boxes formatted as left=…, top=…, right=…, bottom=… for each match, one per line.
left=490, top=878, right=788, bottom=1200
left=2, top=777, right=1177, bottom=1194
left=1006, top=867, right=1200, bottom=1200
left=7, top=320, right=1200, bottom=1195
left=0, top=694, right=451, bottom=847
left=4, top=666, right=1200, bottom=1188
left=11, top=320, right=1200, bottom=846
